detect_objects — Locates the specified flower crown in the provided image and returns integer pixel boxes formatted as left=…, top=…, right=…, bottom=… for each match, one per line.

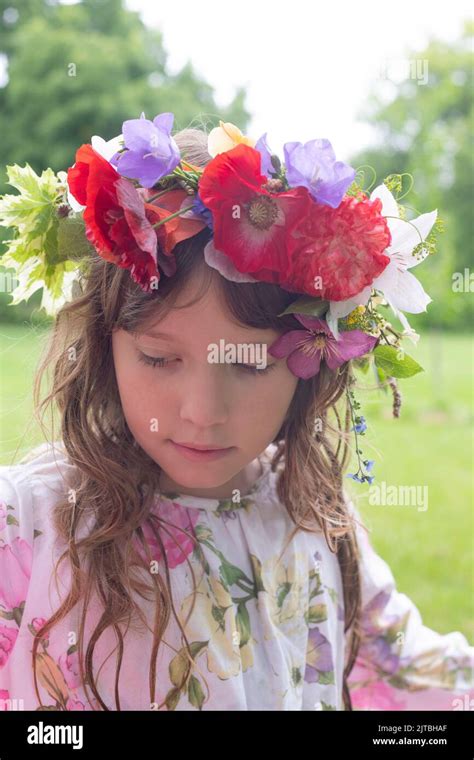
left=0, top=111, right=443, bottom=484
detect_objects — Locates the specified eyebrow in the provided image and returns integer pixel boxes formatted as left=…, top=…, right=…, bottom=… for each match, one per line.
left=132, top=329, right=277, bottom=348
left=132, top=329, right=179, bottom=341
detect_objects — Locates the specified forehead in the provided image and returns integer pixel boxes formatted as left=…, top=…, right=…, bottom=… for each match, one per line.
left=133, top=277, right=279, bottom=345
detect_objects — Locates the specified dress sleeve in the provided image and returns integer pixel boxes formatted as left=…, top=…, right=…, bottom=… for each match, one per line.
left=345, top=499, right=474, bottom=711
left=0, top=465, right=35, bottom=704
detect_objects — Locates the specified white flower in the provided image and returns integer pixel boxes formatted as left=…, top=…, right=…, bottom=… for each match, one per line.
left=326, top=183, right=437, bottom=339
left=91, top=133, right=123, bottom=161
left=207, top=121, right=255, bottom=158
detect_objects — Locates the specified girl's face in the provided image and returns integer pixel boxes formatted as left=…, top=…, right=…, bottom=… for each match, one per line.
left=112, top=274, right=299, bottom=499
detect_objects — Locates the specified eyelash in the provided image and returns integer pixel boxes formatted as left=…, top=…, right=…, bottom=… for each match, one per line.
left=137, top=353, right=277, bottom=375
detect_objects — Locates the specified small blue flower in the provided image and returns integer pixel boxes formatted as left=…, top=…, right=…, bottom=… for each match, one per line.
left=351, top=416, right=367, bottom=434
left=347, top=473, right=363, bottom=483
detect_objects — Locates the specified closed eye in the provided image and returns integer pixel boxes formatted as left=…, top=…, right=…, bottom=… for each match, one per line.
left=137, top=353, right=175, bottom=368
left=232, top=363, right=277, bottom=375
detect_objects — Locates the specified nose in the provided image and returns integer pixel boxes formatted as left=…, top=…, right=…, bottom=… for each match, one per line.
left=178, top=366, right=230, bottom=428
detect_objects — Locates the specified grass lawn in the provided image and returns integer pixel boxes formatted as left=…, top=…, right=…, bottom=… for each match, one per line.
left=1, top=322, right=472, bottom=639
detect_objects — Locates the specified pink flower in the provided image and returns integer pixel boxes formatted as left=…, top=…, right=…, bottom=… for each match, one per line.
left=349, top=662, right=406, bottom=710
left=269, top=315, right=378, bottom=379
left=351, top=679, right=406, bottom=710
left=136, top=498, right=199, bottom=569
left=0, top=625, right=18, bottom=668
left=31, top=617, right=48, bottom=633
left=0, top=689, right=10, bottom=710
left=66, top=697, right=86, bottom=710
left=0, top=537, right=33, bottom=611
left=59, top=649, right=82, bottom=690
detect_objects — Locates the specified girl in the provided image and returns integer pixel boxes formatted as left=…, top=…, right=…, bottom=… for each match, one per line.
left=0, top=120, right=472, bottom=712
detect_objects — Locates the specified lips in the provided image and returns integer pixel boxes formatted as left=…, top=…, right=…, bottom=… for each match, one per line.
left=173, top=441, right=231, bottom=451
left=169, top=440, right=235, bottom=462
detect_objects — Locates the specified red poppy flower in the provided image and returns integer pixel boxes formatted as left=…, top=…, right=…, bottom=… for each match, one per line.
left=198, top=143, right=312, bottom=282
left=283, top=192, right=392, bottom=301
left=67, top=144, right=160, bottom=291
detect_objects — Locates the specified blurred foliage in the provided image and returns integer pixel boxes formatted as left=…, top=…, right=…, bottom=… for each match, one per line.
left=348, top=19, right=473, bottom=331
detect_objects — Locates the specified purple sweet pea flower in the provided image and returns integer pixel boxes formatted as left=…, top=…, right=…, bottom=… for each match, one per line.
left=305, top=627, right=334, bottom=683
left=283, top=138, right=356, bottom=208
left=110, top=112, right=181, bottom=188
left=268, top=315, right=378, bottom=379
left=361, top=591, right=400, bottom=635
left=254, top=132, right=275, bottom=177
left=359, top=637, right=401, bottom=675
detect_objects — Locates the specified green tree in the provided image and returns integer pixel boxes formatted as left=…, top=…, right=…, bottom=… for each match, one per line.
left=349, top=19, right=473, bottom=330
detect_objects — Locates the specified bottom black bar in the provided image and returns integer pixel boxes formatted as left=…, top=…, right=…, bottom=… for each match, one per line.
left=0, top=709, right=472, bottom=757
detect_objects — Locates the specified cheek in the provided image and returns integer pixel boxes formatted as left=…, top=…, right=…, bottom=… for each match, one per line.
left=114, top=351, right=164, bottom=431
left=235, top=371, right=297, bottom=422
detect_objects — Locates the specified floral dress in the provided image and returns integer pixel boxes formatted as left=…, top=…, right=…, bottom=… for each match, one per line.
left=0, top=442, right=472, bottom=711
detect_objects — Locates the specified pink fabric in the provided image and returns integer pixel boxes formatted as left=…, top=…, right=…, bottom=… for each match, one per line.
left=0, top=442, right=472, bottom=711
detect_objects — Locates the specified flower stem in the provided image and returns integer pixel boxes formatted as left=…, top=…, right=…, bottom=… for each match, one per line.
left=346, top=382, right=365, bottom=479
left=151, top=205, right=195, bottom=229
left=146, top=189, right=174, bottom=203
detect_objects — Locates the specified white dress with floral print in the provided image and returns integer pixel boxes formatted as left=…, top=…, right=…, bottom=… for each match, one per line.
left=0, top=442, right=472, bottom=711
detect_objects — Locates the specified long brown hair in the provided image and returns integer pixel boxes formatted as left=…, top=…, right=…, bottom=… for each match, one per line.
left=29, top=127, right=362, bottom=711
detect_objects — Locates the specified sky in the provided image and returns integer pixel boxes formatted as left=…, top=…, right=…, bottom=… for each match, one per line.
left=125, top=0, right=472, bottom=161
left=0, top=1, right=471, bottom=162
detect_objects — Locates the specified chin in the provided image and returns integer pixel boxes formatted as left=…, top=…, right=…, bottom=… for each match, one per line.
left=167, top=465, right=234, bottom=490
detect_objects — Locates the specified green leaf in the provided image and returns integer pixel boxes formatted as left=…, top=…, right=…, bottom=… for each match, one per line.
left=249, top=554, right=265, bottom=594
left=169, top=641, right=207, bottom=686
left=276, top=581, right=291, bottom=609
left=187, top=675, right=205, bottom=710
left=278, top=296, right=329, bottom=318
left=306, top=603, right=328, bottom=624
left=236, top=602, right=251, bottom=647
left=373, top=345, right=424, bottom=378
left=352, top=356, right=371, bottom=374
left=317, top=670, right=335, bottom=686
left=57, top=215, right=96, bottom=262
left=164, top=686, right=181, bottom=711
left=220, top=558, right=251, bottom=587
left=0, top=164, right=61, bottom=230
